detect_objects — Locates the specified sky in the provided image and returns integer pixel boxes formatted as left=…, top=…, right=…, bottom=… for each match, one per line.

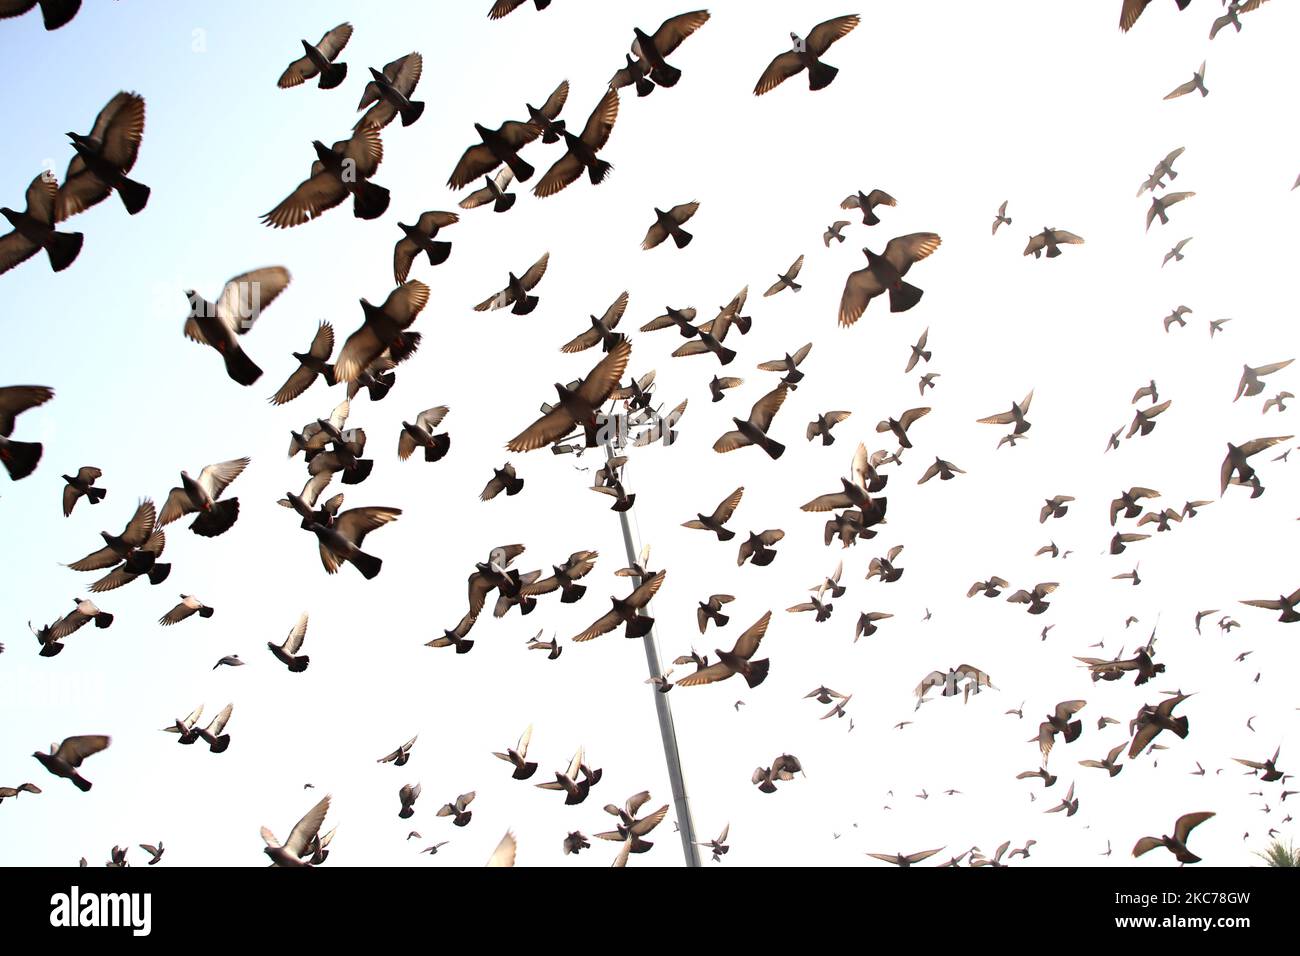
left=1, top=0, right=1298, bottom=868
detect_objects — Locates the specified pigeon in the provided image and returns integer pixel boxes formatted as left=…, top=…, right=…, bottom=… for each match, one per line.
left=1078, top=743, right=1126, bottom=777
left=0, top=173, right=83, bottom=277
left=308, top=506, right=401, bottom=579
left=278, top=23, right=353, bottom=90
left=855, top=612, right=892, bottom=640
left=0, top=0, right=86, bottom=30
left=534, top=87, right=619, bottom=198
left=1234, top=746, right=1285, bottom=782
left=507, top=338, right=631, bottom=452
left=459, top=167, right=517, bottom=213
left=1146, top=191, right=1195, bottom=230
left=808, top=411, right=852, bottom=446
left=1040, top=495, right=1075, bottom=523
left=754, top=15, right=860, bottom=94
left=561, top=292, right=630, bottom=354
left=676, top=611, right=772, bottom=688
left=378, top=735, right=418, bottom=767
left=60, top=467, right=105, bottom=516
left=738, top=529, right=784, bottom=567
left=0, top=782, right=41, bottom=803
left=824, top=220, right=851, bottom=246
left=696, top=595, right=735, bottom=634
left=268, top=613, right=310, bottom=672
left=1235, top=360, right=1293, bottom=401
left=355, top=53, right=425, bottom=130
left=713, top=385, right=788, bottom=460
left=333, top=282, right=430, bottom=385
left=159, top=595, right=215, bottom=627
left=183, top=267, right=292, bottom=386
left=436, top=791, right=476, bottom=827
left=614, top=10, right=712, bottom=96
left=393, top=211, right=458, bottom=282
left=159, top=457, right=249, bottom=537
left=262, top=795, right=331, bottom=867
left=840, top=188, right=897, bottom=227
left=526, top=631, right=563, bottom=660
left=1132, top=811, right=1215, bottom=864
left=269, top=322, right=336, bottom=406
left=574, top=569, right=666, bottom=642
left=262, top=128, right=390, bottom=227
left=1164, top=60, right=1208, bottom=99
left=1220, top=437, right=1291, bottom=495
left=764, top=255, right=804, bottom=296
left=212, top=655, right=243, bottom=670
left=1128, top=694, right=1191, bottom=758
left=1045, top=782, right=1079, bottom=816
left=752, top=754, right=803, bottom=794
left=161, top=702, right=200, bottom=749
left=395, top=783, right=423, bottom=820
left=536, top=747, right=602, bottom=805
left=1262, top=392, right=1293, bottom=414
left=56, top=91, right=149, bottom=219
left=493, top=726, right=538, bottom=780
left=977, top=391, right=1034, bottom=435
left=32, top=735, right=109, bottom=792
left=398, top=406, right=451, bottom=462
left=489, top=0, right=552, bottom=20
left=485, top=831, right=517, bottom=867
left=1163, top=305, right=1192, bottom=332
left=1024, top=227, right=1084, bottom=258
left=838, top=234, right=941, bottom=325
left=1017, top=768, right=1058, bottom=788
left=642, top=202, right=699, bottom=250
left=1241, top=587, right=1300, bottom=624
left=1162, top=237, right=1192, bottom=266
left=474, top=252, right=550, bottom=315
left=917, top=457, right=965, bottom=484
left=992, top=200, right=1012, bottom=234
left=866, top=848, right=943, bottom=867
left=1036, top=700, right=1085, bottom=761
left=682, top=487, right=743, bottom=541
left=903, top=328, right=932, bottom=373
left=481, top=463, right=525, bottom=501
left=138, top=843, right=164, bottom=865
left=67, top=498, right=171, bottom=592
left=876, top=407, right=930, bottom=449
left=522, top=78, right=570, bottom=146
left=521, top=550, right=600, bottom=605
left=757, top=343, right=812, bottom=389
left=1120, top=0, right=1193, bottom=32
left=32, top=598, right=114, bottom=656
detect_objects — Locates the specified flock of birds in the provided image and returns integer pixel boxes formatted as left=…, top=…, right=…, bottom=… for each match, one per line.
left=1, top=0, right=1298, bottom=868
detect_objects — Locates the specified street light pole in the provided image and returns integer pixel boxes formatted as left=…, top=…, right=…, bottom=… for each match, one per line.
left=602, top=437, right=702, bottom=867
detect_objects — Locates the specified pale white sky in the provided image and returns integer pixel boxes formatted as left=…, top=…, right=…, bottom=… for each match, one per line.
left=1, top=0, right=1297, bottom=868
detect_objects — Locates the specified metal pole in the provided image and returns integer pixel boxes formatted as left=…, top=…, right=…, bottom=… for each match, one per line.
left=603, top=438, right=702, bottom=867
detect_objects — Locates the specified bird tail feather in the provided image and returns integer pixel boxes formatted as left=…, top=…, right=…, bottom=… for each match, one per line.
left=1, top=439, right=43, bottom=480
left=223, top=346, right=263, bottom=386
left=319, top=62, right=347, bottom=90
left=808, top=60, right=839, bottom=91
left=117, top=175, right=151, bottom=215
left=45, top=229, right=83, bottom=272
left=400, top=100, right=425, bottom=127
